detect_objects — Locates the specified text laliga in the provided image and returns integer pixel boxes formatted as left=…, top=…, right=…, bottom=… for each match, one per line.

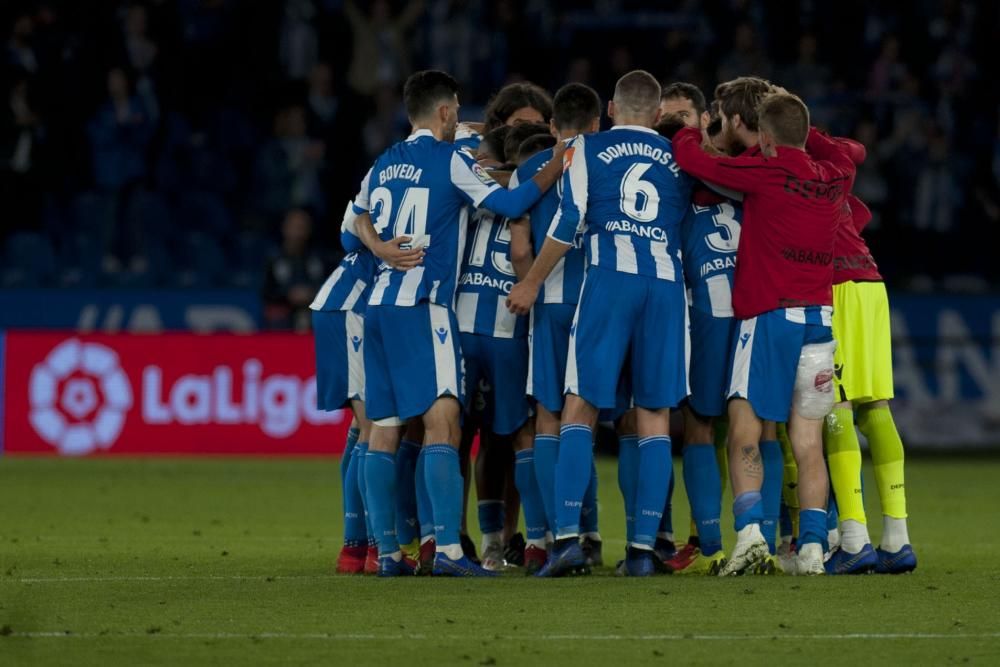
left=141, top=360, right=341, bottom=438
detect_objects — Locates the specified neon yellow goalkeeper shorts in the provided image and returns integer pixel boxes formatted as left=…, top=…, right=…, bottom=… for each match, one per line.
left=832, top=280, right=894, bottom=404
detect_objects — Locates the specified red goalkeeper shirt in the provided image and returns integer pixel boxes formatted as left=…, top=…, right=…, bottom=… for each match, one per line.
left=807, top=133, right=882, bottom=284
left=673, top=126, right=856, bottom=320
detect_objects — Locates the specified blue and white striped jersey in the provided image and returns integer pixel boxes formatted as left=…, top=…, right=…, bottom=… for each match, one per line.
left=681, top=195, right=743, bottom=318
left=454, top=124, right=482, bottom=154
left=309, top=249, right=377, bottom=315
left=511, top=146, right=585, bottom=305
left=347, top=129, right=504, bottom=308
left=549, top=126, right=693, bottom=281
left=456, top=208, right=527, bottom=338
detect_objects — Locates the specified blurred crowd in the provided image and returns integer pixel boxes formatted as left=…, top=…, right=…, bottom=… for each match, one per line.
left=1, top=1, right=998, bottom=325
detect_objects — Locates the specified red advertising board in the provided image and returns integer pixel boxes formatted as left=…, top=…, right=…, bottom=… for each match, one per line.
left=1, top=333, right=351, bottom=456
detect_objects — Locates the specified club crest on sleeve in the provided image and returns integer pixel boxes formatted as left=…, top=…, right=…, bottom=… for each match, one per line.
left=471, top=162, right=496, bottom=186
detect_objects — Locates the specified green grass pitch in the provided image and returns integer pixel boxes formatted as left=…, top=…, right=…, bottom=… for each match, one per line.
left=1, top=455, right=998, bottom=666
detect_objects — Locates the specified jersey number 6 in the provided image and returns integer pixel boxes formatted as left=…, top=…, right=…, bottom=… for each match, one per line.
left=620, top=162, right=660, bottom=223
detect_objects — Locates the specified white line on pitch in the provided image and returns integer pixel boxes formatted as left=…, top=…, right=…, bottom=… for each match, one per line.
left=11, top=575, right=324, bottom=583
left=6, top=632, right=1000, bottom=641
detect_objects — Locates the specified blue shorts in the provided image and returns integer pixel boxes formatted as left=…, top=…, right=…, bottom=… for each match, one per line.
left=312, top=310, right=365, bottom=411
left=687, top=308, right=738, bottom=418
left=527, top=302, right=576, bottom=414
left=461, top=333, right=530, bottom=435
left=565, top=267, right=687, bottom=410
left=364, top=302, right=464, bottom=422
left=727, top=307, right=834, bottom=422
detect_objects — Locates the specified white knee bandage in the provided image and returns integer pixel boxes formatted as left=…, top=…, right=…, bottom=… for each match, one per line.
left=373, top=416, right=405, bottom=427
left=793, top=340, right=837, bottom=419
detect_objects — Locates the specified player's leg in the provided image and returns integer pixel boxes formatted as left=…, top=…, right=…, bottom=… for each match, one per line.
left=822, top=280, right=877, bottom=573
left=671, top=408, right=725, bottom=574
left=537, top=270, right=633, bottom=577
left=409, top=418, right=437, bottom=574
left=476, top=430, right=511, bottom=569
left=787, top=332, right=839, bottom=575
left=721, top=312, right=798, bottom=576
left=759, top=420, right=783, bottom=557
left=365, top=421, right=408, bottom=575
left=777, top=422, right=799, bottom=547
left=512, top=418, right=548, bottom=573
left=623, top=275, right=687, bottom=577
left=856, top=281, right=915, bottom=573
left=616, top=408, right=639, bottom=547
left=526, top=302, right=577, bottom=543
left=858, top=399, right=915, bottom=572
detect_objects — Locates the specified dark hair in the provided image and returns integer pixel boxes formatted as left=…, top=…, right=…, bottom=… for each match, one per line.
left=481, top=125, right=512, bottom=163
left=503, top=122, right=550, bottom=165
left=516, top=133, right=558, bottom=163
left=403, top=70, right=459, bottom=120
left=714, top=76, right=773, bottom=132
left=661, top=82, right=707, bottom=117
left=483, top=82, right=553, bottom=133
left=654, top=118, right=686, bottom=140
left=758, top=93, right=810, bottom=146
left=552, top=82, right=601, bottom=133
left=613, top=70, right=661, bottom=116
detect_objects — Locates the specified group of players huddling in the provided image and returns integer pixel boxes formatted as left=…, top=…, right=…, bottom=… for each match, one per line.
left=311, top=66, right=918, bottom=577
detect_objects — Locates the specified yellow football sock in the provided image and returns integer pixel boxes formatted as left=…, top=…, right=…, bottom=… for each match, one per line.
left=823, top=407, right=867, bottom=524
left=858, top=404, right=907, bottom=519
left=777, top=423, right=799, bottom=538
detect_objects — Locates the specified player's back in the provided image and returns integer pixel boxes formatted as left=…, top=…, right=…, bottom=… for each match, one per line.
left=456, top=207, right=526, bottom=338
left=565, top=126, right=692, bottom=281
left=514, top=147, right=584, bottom=304
left=310, top=249, right=378, bottom=314
left=364, top=131, right=484, bottom=308
left=736, top=148, right=848, bottom=316
left=681, top=188, right=742, bottom=317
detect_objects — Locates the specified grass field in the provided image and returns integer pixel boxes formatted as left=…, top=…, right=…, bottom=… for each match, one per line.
left=1, top=456, right=998, bottom=666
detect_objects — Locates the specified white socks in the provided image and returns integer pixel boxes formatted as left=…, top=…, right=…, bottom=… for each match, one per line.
left=438, top=543, right=463, bottom=560
left=839, top=519, right=872, bottom=553
left=881, top=516, right=910, bottom=553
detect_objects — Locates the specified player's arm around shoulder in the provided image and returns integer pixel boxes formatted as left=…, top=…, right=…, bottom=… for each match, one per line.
left=672, top=126, right=764, bottom=193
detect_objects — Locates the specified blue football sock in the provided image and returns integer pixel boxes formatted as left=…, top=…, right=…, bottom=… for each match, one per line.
left=682, top=443, right=722, bottom=555
left=340, top=427, right=360, bottom=488
left=617, top=434, right=639, bottom=542
left=659, top=464, right=675, bottom=537
left=733, top=490, right=763, bottom=532
left=423, top=444, right=462, bottom=548
left=514, top=449, right=548, bottom=541
left=364, top=451, right=399, bottom=556
left=342, top=437, right=367, bottom=548
left=414, top=446, right=434, bottom=540
left=800, top=508, right=829, bottom=550
left=354, top=442, right=374, bottom=543
left=759, top=439, right=783, bottom=554
left=580, top=457, right=599, bottom=534
left=633, top=436, right=671, bottom=548
left=554, top=424, right=593, bottom=537
left=477, top=500, right=505, bottom=536
left=533, top=434, right=559, bottom=533
left=827, top=493, right=840, bottom=531
left=395, top=440, right=420, bottom=546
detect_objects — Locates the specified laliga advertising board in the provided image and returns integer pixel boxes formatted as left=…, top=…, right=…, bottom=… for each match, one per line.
left=1, top=333, right=351, bottom=456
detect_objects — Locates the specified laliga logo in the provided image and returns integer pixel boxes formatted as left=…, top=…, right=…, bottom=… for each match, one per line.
left=29, top=339, right=133, bottom=456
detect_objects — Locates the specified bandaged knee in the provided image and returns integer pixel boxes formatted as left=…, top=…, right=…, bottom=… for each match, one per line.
left=792, top=340, right=837, bottom=419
